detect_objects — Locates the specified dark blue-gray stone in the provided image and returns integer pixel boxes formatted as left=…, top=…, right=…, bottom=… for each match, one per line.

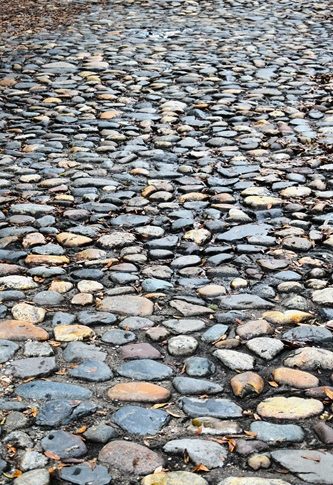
left=41, top=430, right=87, bottom=458
left=101, top=329, right=136, bottom=345
left=36, top=399, right=97, bottom=427
left=112, top=405, right=169, bottom=435
left=59, top=464, right=112, bottom=485
left=69, top=360, right=113, bottom=382
left=201, top=325, right=228, bottom=343
left=16, top=381, right=92, bottom=400
left=282, top=325, right=332, bottom=343
left=180, top=397, right=242, bottom=418
left=117, top=359, right=173, bottom=381
left=185, top=356, right=216, bottom=377
left=78, top=311, right=117, bottom=326
left=173, top=377, right=223, bottom=395
left=0, top=340, right=19, bottom=363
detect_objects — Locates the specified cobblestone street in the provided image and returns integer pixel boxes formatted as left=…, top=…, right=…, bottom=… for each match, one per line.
left=0, top=0, right=332, bottom=483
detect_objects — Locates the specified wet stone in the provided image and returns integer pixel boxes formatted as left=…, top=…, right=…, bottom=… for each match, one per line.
left=185, top=356, right=216, bottom=377
left=11, top=357, right=57, bottom=378
left=16, top=380, right=92, bottom=400
left=180, top=397, right=242, bottom=418
left=102, top=329, right=136, bottom=345
left=164, top=438, right=227, bottom=469
left=250, top=421, right=304, bottom=444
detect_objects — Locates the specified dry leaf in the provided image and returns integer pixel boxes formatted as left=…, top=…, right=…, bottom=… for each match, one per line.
left=301, top=454, right=321, bottom=463
left=24, top=407, right=38, bottom=417
left=152, top=403, right=169, bottom=409
left=244, top=430, right=257, bottom=438
left=268, top=380, right=279, bottom=388
left=183, top=449, right=190, bottom=464
left=44, top=450, right=61, bottom=460
left=74, top=425, right=87, bottom=434
left=324, top=387, right=333, bottom=400
left=193, top=463, right=209, bottom=472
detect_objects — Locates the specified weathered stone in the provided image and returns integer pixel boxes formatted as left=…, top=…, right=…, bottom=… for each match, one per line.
left=230, top=372, right=264, bottom=397
left=54, top=324, right=94, bottom=341
left=257, top=396, right=323, bottom=419
left=11, top=303, right=45, bottom=324
left=164, top=438, right=227, bottom=468
left=284, top=347, right=333, bottom=370
left=98, top=295, right=154, bottom=316
left=214, top=349, right=255, bottom=370
left=142, top=471, right=208, bottom=485
left=112, top=405, right=169, bottom=435
left=272, top=367, right=319, bottom=388
left=99, top=440, right=164, bottom=474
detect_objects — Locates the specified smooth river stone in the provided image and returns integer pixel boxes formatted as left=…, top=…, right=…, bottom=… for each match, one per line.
left=257, top=396, right=323, bottom=419
left=98, top=295, right=154, bottom=316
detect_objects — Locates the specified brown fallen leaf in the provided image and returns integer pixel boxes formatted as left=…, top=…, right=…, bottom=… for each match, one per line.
left=324, top=387, right=333, bottom=400
left=183, top=449, right=190, bottom=464
left=44, top=450, right=61, bottom=460
left=74, top=425, right=87, bottom=434
left=268, top=380, right=279, bottom=388
left=3, top=470, right=22, bottom=479
left=152, top=403, right=169, bottom=409
left=193, top=463, right=209, bottom=472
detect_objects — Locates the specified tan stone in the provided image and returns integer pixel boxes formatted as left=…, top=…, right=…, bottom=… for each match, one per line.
left=71, top=293, right=94, bottom=306
left=54, top=324, right=94, bottom=341
left=183, top=229, right=211, bottom=245
left=100, top=110, right=121, bottom=119
left=231, top=278, right=248, bottom=289
left=22, top=232, right=46, bottom=248
left=236, top=319, right=273, bottom=339
left=142, top=471, right=208, bottom=485
left=56, top=232, right=92, bottom=247
left=11, top=303, right=45, bottom=324
left=25, top=255, right=70, bottom=265
left=230, top=371, right=264, bottom=397
left=75, top=248, right=107, bottom=261
left=98, top=295, right=154, bottom=316
left=77, top=280, right=103, bottom=293
left=272, top=367, right=319, bottom=388
left=263, top=310, right=312, bottom=325
left=244, top=195, right=282, bottom=209
left=107, top=382, right=170, bottom=403
left=257, top=396, right=323, bottom=419
left=49, top=280, right=73, bottom=293
left=179, top=192, right=209, bottom=203
left=0, top=320, right=49, bottom=341
left=197, top=284, right=226, bottom=297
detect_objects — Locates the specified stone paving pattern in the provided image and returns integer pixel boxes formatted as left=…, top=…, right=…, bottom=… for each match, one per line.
left=0, top=0, right=332, bottom=483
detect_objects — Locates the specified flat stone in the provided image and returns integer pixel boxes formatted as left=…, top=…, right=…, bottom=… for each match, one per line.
left=173, top=376, right=223, bottom=395
left=33, top=291, right=64, bottom=306
left=69, top=359, right=113, bottom=381
left=0, top=320, right=49, bottom=341
left=201, top=324, right=228, bottom=343
left=36, top=400, right=97, bottom=427
left=102, top=329, right=136, bottom=345
left=98, top=231, right=136, bottom=248
left=78, top=311, right=117, bottom=326
left=312, top=288, right=333, bottom=306
left=236, top=320, right=273, bottom=339
left=56, top=232, right=92, bottom=247
left=142, top=471, right=208, bottom=485
left=41, top=430, right=87, bottom=458
left=83, top=422, right=118, bottom=443
left=119, top=316, right=154, bottom=330
left=25, top=255, right=69, bottom=265
left=163, top=319, right=206, bottom=334
left=0, top=275, right=38, bottom=290
left=164, top=438, right=227, bottom=469
left=313, top=422, right=333, bottom=445
left=112, top=405, right=169, bottom=435
left=20, top=450, right=48, bottom=471
left=168, top=335, right=198, bottom=356
left=214, top=349, right=255, bottom=370
left=250, top=421, right=304, bottom=444
left=117, top=359, right=173, bottom=380
left=54, top=324, right=94, bottom=342
left=12, top=356, right=57, bottom=378
left=246, top=337, right=284, bottom=360
left=284, top=347, right=333, bottom=370
left=282, top=325, right=332, bottom=343
left=272, top=367, right=319, bottom=388
left=59, top=464, right=112, bottom=485
left=198, top=284, right=226, bottom=297
left=170, top=300, right=214, bottom=316
left=14, top=469, right=50, bottom=485
left=230, top=372, right=264, bottom=397
left=219, top=294, right=274, bottom=309
left=185, top=356, right=216, bottom=376
left=121, top=342, right=161, bottom=360
left=0, top=339, right=19, bottom=363
left=63, top=342, right=106, bottom=362
left=99, top=440, right=164, bottom=474
left=257, top=396, right=323, bottom=419
left=98, top=295, right=154, bottom=316
left=107, top=382, right=170, bottom=403
left=171, top=255, right=201, bottom=268
left=263, top=310, right=312, bottom=325
left=271, top=449, right=333, bottom=484
left=16, top=380, right=92, bottom=400
left=180, top=397, right=242, bottom=418
left=11, top=303, right=46, bottom=323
